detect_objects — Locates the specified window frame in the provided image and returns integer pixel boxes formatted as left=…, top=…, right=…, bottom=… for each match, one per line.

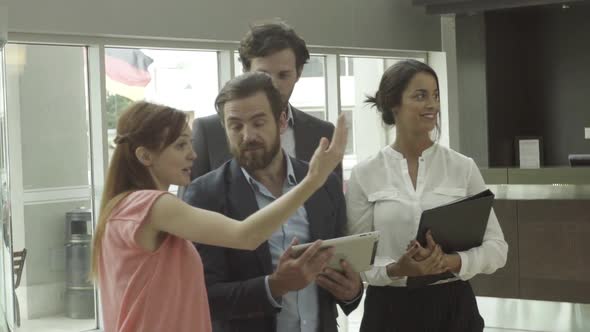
left=5, top=31, right=429, bottom=331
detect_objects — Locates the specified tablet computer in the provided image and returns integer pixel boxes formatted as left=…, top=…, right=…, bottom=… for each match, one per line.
left=290, top=231, right=380, bottom=272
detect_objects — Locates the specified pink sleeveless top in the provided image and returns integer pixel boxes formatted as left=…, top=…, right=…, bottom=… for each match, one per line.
left=98, top=190, right=212, bottom=332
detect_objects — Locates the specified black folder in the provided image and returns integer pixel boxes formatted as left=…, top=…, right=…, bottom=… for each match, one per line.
left=406, top=189, right=494, bottom=288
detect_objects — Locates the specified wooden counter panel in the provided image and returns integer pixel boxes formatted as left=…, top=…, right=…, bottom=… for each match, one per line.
left=472, top=201, right=519, bottom=298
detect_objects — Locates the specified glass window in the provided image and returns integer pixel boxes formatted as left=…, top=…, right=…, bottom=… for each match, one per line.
left=339, top=57, right=387, bottom=169
left=105, top=48, right=219, bottom=194
left=105, top=48, right=219, bottom=127
left=5, top=43, right=95, bottom=331
left=385, top=57, right=425, bottom=68
left=0, top=35, right=431, bottom=332
left=233, top=52, right=327, bottom=120
left=340, top=56, right=427, bottom=178
left=339, top=57, right=354, bottom=77
left=0, top=46, right=14, bottom=332
left=300, top=56, right=325, bottom=78
left=233, top=51, right=244, bottom=76
left=291, top=55, right=327, bottom=120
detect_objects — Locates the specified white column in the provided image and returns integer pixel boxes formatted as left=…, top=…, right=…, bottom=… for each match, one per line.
left=217, top=50, right=235, bottom=88
left=428, top=51, right=450, bottom=148
left=440, top=15, right=461, bottom=151
left=325, top=54, right=341, bottom=124
left=87, top=44, right=107, bottom=330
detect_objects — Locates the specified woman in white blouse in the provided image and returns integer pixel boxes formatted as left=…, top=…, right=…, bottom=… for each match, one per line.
left=346, top=59, right=508, bottom=332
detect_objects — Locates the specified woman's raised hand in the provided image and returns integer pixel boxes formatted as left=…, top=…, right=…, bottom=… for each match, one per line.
left=306, top=114, right=348, bottom=189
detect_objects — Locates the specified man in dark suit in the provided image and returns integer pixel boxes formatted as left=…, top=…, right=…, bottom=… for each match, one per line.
left=184, top=73, right=362, bottom=332
left=190, top=20, right=342, bottom=180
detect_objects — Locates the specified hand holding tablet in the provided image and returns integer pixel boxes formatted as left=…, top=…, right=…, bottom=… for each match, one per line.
left=290, top=231, right=380, bottom=273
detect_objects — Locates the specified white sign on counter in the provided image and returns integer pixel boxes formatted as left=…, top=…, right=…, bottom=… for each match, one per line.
left=519, top=139, right=541, bottom=169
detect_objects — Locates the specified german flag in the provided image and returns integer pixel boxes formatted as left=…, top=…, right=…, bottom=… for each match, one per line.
left=105, top=48, right=153, bottom=87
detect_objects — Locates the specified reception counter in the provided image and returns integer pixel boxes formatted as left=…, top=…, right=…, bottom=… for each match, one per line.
left=488, top=184, right=590, bottom=200
left=470, top=167, right=590, bottom=304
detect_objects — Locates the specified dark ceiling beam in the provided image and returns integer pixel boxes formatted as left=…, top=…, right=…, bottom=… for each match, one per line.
left=421, top=0, right=584, bottom=15
left=413, top=0, right=471, bottom=5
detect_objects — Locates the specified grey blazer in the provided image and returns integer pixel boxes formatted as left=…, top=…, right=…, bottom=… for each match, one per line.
left=190, top=106, right=343, bottom=181
left=183, top=157, right=360, bottom=332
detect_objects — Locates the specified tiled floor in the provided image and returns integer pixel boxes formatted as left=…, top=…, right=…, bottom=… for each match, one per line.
left=477, top=297, right=590, bottom=332
left=484, top=329, right=539, bottom=332
left=9, top=297, right=590, bottom=332
left=15, top=316, right=94, bottom=332
left=343, top=296, right=590, bottom=332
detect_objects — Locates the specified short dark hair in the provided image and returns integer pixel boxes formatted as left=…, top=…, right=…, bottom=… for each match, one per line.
left=366, top=59, right=440, bottom=126
left=215, top=72, right=283, bottom=124
left=238, top=20, right=310, bottom=75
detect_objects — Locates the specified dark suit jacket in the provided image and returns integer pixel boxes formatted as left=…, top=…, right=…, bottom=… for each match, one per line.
left=190, top=106, right=343, bottom=181
left=183, top=157, right=360, bottom=332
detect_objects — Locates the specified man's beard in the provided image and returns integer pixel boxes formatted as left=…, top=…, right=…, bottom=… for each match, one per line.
left=231, top=132, right=281, bottom=173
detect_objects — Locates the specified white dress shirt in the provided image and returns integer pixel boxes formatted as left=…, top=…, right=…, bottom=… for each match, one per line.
left=345, top=144, right=508, bottom=287
left=280, top=105, right=296, bottom=157
left=242, top=153, right=319, bottom=332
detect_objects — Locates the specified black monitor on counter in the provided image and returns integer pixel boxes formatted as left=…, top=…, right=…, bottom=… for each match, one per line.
left=568, top=154, right=590, bottom=167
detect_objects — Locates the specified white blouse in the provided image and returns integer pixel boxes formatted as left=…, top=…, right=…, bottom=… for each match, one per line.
left=346, top=144, right=508, bottom=287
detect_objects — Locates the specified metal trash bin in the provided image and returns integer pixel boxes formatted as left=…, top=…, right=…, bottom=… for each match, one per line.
left=65, top=207, right=94, bottom=319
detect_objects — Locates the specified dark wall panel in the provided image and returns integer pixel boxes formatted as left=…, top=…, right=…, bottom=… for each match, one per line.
left=485, top=5, right=590, bottom=166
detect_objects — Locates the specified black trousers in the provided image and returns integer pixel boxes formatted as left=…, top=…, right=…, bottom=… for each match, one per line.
left=360, top=280, right=484, bottom=332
